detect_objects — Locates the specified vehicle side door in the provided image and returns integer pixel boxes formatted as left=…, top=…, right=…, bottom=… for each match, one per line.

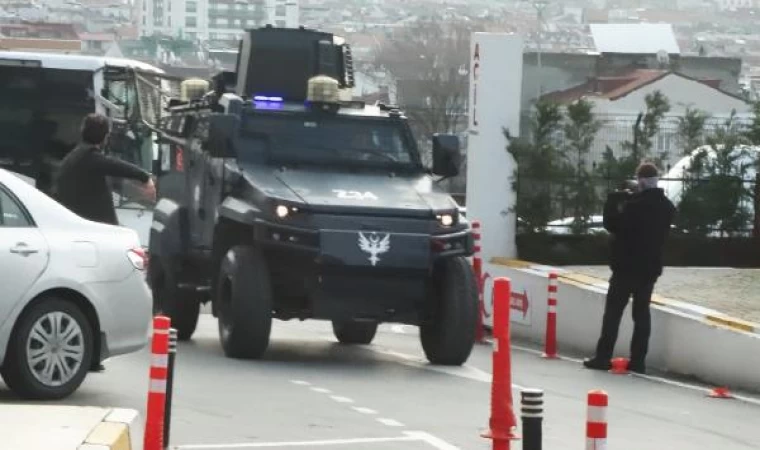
left=198, top=133, right=225, bottom=250
left=186, top=117, right=210, bottom=248
left=0, top=182, right=49, bottom=330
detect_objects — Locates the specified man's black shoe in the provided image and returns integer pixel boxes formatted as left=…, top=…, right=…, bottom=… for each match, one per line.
left=582, top=358, right=611, bottom=371
left=628, top=362, right=646, bottom=374
left=90, top=363, right=106, bottom=373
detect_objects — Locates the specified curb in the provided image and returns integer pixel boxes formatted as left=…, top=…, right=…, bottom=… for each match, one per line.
left=78, top=409, right=142, bottom=450
left=489, top=258, right=760, bottom=336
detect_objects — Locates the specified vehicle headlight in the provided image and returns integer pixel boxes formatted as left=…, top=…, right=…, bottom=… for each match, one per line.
left=275, top=205, right=290, bottom=218
left=437, top=213, right=455, bottom=227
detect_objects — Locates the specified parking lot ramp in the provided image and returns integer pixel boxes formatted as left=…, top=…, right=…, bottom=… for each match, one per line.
left=0, top=404, right=142, bottom=450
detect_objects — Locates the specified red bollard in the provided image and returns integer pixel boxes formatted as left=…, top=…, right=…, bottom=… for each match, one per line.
left=542, top=272, right=559, bottom=359
left=145, top=315, right=171, bottom=450
left=482, top=277, right=519, bottom=449
left=472, top=220, right=486, bottom=343
left=586, top=390, right=608, bottom=450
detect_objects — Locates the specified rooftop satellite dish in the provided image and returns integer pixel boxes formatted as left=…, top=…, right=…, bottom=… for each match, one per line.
left=656, top=49, right=670, bottom=68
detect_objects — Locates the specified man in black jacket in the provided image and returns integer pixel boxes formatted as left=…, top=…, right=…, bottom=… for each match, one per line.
left=54, top=113, right=156, bottom=225
left=583, top=163, right=676, bottom=374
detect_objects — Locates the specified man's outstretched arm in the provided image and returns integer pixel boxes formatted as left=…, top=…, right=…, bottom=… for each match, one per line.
left=90, top=152, right=151, bottom=182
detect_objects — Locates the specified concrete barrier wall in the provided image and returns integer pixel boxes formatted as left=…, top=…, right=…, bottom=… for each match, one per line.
left=0, top=405, right=142, bottom=450
left=481, top=260, right=760, bottom=393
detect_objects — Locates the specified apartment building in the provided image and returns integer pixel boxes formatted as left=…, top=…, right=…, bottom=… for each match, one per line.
left=139, top=0, right=299, bottom=42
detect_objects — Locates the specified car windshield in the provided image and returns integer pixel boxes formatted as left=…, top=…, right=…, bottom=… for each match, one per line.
left=239, top=112, right=421, bottom=170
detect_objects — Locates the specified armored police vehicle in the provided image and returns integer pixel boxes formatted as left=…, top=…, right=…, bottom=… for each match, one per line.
left=148, top=26, right=478, bottom=366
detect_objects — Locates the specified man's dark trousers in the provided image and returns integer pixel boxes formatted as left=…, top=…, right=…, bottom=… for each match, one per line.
left=594, top=272, right=656, bottom=366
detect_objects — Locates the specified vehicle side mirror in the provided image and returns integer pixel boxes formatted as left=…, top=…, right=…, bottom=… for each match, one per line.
left=432, top=133, right=461, bottom=178
left=208, top=114, right=239, bottom=158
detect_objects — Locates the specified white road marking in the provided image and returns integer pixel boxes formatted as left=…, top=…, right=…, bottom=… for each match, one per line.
left=330, top=395, right=354, bottom=404
left=374, top=348, right=527, bottom=389
left=173, top=435, right=421, bottom=448
left=352, top=406, right=378, bottom=415
left=390, top=325, right=406, bottom=334
left=405, top=431, right=462, bottom=450
left=310, top=387, right=331, bottom=394
left=290, top=380, right=311, bottom=386
left=377, top=418, right=404, bottom=427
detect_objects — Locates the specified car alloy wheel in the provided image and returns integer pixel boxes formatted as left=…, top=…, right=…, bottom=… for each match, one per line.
left=25, top=311, right=86, bottom=388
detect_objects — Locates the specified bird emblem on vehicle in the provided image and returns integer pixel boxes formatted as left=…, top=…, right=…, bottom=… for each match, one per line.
left=358, top=232, right=390, bottom=266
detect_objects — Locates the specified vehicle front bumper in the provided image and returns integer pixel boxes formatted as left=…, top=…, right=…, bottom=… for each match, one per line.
left=251, top=218, right=473, bottom=270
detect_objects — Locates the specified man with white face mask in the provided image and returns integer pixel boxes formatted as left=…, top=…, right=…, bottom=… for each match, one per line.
left=584, top=162, right=676, bottom=374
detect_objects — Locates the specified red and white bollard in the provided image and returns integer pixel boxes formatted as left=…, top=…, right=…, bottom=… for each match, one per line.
left=472, top=220, right=485, bottom=343
left=145, top=315, right=171, bottom=450
left=542, top=272, right=558, bottom=359
left=586, top=390, right=608, bottom=450
left=482, top=277, right=519, bottom=449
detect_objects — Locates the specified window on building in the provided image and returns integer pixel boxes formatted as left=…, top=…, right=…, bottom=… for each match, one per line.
left=186, top=16, right=197, bottom=28
left=275, top=5, right=286, bottom=16
left=276, top=20, right=286, bottom=27
left=187, top=1, right=197, bottom=13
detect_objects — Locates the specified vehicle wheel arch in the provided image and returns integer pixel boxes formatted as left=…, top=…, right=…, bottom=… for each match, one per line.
left=6, top=288, right=102, bottom=369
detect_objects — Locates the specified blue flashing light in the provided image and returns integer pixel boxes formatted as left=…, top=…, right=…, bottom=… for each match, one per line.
left=253, top=100, right=284, bottom=110
left=253, top=95, right=284, bottom=102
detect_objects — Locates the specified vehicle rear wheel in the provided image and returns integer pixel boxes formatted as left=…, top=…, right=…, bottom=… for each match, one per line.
left=216, top=245, right=273, bottom=359
left=332, top=320, right=378, bottom=345
left=420, top=256, right=478, bottom=366
left=149, top=258, right=201, bottom=341
left=0, top=297, right=94, bottom=400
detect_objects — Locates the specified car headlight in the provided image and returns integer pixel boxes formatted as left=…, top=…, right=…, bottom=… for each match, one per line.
left=274, top=203, right=300, bottom=219
left=437, top=213, right=455, bottom=227
left=275, top=204, right=290, bottom=218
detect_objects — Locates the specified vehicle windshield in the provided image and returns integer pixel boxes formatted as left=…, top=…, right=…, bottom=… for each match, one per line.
left=239, top=112, right=421, bottom=170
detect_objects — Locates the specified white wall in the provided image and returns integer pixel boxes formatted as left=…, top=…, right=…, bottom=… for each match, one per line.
left=465, top=33, right=524, bottom=261
left=481, top=261, right=760, bottom=393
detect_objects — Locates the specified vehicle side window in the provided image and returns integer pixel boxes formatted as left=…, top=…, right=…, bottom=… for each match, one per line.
left=0, top=185, right=33, bottom=228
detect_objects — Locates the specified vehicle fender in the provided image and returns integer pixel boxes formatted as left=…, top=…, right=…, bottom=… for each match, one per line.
left=217, top=197, right=262, bottom=226
left=148, top=198, right=187, bottom=261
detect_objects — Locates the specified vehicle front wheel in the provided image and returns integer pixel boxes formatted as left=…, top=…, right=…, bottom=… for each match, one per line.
left=332, top=320, right=378, bottom=345
left=149, top=258, right=201, bottom=341
left=216, top=245, right=273, bottom=359
left=420, top=256, right=478, bottom=366
left=0, top=297, right=94, bottom=400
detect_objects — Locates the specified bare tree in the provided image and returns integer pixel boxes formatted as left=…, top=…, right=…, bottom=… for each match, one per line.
left=372, top=18, right=485, bottom=143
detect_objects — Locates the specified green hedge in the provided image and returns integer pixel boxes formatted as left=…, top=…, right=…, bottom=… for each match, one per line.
left=516, top=234, right=760, bottom=268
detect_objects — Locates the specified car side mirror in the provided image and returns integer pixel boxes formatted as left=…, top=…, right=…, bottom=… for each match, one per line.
left=432, top=133, right=461, bottom=178
left=208, top=114, right=239, bottom=158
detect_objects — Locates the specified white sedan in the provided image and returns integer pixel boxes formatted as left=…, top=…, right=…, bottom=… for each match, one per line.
left=0, top=168, right=152, bottom=400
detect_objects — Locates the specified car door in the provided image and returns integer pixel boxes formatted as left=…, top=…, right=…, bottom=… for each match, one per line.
left=0, top=182, right=49, bottom=327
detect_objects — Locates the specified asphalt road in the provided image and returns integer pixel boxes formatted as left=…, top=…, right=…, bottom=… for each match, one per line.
left=3, top=315, right=760, bottom=450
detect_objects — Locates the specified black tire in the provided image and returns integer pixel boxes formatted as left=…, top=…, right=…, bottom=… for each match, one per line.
left=420, top=256, right=478, bottom=366
left=1, top=298, right=94, bottom=400
left=149, top=258, right=201, bottom=341
left=332, top=321, right=378, bottom=345
left=216, top=245, right=273, bottom=359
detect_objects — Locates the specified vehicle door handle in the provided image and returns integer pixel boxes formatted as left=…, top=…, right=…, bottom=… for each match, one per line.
left=10, top=243, right=39, bottom=256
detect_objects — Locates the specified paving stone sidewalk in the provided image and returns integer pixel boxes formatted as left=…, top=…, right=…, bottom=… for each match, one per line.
left=564, top=266, right=760, bottom=324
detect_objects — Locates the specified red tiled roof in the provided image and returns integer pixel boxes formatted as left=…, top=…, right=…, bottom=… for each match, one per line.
left=541, top=69, right=727, bottom=104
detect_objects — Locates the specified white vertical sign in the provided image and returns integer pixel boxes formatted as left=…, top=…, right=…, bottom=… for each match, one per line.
left=465, top=33, right=524, bottom=261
